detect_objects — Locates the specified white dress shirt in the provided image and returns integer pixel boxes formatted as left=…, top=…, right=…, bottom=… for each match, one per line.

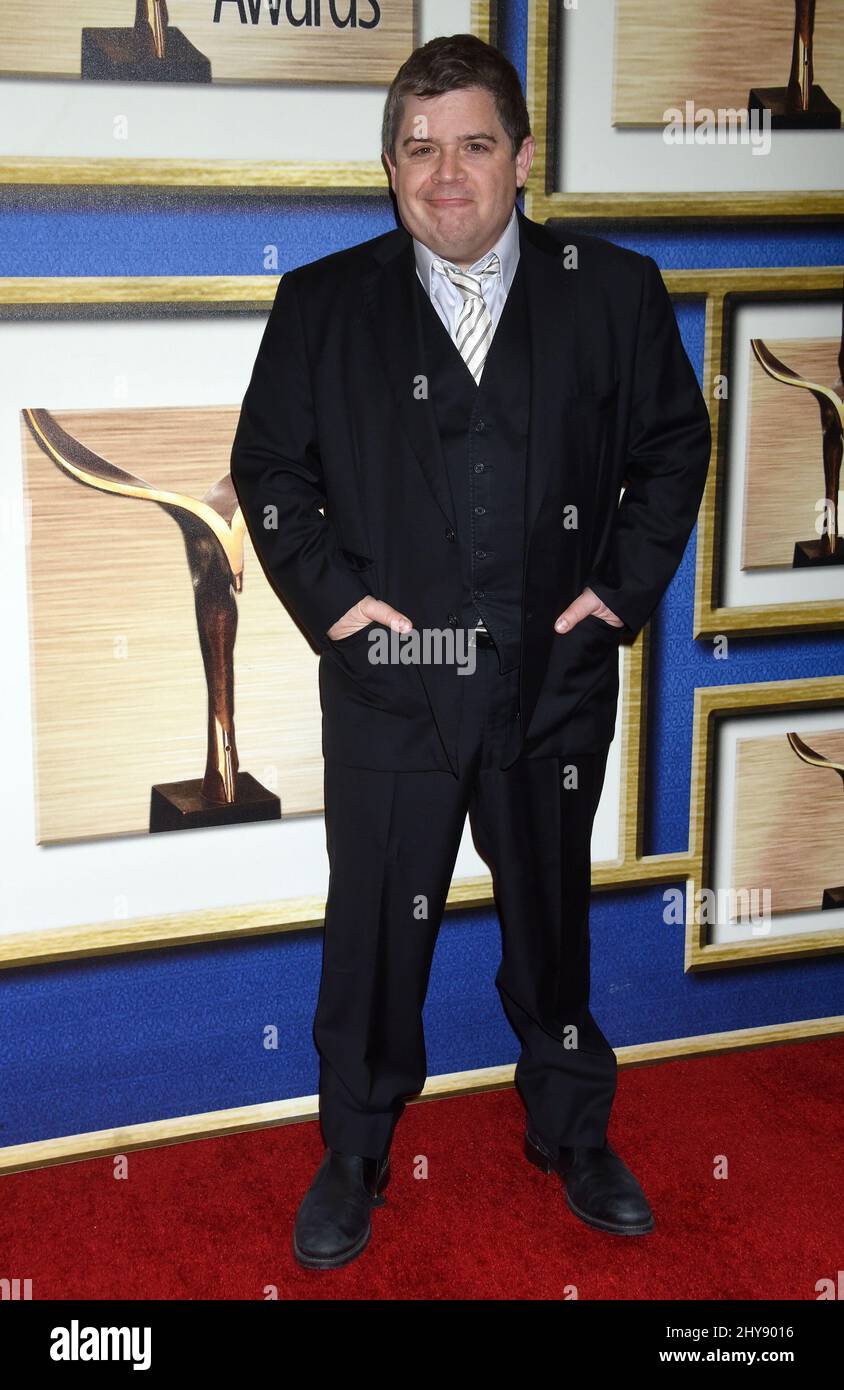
left=412, top=204, right=520, bottom=352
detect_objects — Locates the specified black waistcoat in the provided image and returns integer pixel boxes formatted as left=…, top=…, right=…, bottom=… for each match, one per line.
left=414, top=259, right=530, bottom=675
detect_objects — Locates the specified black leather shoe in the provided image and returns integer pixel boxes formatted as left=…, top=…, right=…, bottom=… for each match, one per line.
left=293, top=1148, right=391, bottom=1269
left=525, top=1127, right=654, bottom=1236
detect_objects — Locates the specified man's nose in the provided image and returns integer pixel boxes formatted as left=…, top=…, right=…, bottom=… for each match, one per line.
left=432, top=150, right=465, bottom=181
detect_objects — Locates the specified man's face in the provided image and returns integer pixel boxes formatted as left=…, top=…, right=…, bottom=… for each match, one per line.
left=383, top=85, right=534, bottom=269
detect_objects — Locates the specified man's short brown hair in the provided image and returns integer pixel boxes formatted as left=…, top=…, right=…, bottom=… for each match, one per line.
left=382, top=33, right=532, bottom=163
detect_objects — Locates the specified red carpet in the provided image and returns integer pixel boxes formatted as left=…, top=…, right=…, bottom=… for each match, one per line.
left=2, top=1037, right=842, bottom=1300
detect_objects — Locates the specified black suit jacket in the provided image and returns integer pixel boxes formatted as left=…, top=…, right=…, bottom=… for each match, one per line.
left=230, top=206, right=711, bottom=774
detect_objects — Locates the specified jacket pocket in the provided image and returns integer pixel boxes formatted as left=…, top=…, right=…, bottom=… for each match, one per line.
left=328, top=620, right=376, bottom=648
left=580, top=612, right=624, bottom=640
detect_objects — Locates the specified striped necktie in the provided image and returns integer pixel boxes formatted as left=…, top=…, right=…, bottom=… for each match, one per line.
left=432, top=253, right=501, bottom=385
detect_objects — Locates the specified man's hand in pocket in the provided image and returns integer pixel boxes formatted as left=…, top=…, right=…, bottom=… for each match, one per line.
left=327, top=595, right=414, bottom=642
left=554, top=586, right=625, bottom=633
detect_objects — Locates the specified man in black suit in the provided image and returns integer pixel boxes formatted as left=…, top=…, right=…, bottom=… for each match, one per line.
left=230, top=34, right=711, bottom=1270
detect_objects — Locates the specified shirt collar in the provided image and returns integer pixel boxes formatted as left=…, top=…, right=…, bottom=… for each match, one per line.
left=413, top=204, right=519, bottom=296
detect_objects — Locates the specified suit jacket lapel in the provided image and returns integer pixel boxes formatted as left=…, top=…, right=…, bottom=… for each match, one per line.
left=518, top=207, right=580, bottom=549
left=362, top=231, right=457, bottom=531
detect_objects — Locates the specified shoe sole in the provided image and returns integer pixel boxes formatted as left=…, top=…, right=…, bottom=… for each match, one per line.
left=292, top=1192, right=388, bottom=1270
left=524, top=1133, right=655, bottom=1237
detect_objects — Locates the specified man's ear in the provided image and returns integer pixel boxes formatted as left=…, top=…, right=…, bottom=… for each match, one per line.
left=516, top=134, right=536, bottom=189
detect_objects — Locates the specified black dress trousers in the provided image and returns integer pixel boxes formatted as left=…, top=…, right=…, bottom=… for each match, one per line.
left=312, top=632, right=618, bottom=1161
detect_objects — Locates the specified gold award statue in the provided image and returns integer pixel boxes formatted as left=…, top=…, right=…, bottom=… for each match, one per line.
left=787, top=732, right=844, bottom=908
left=749, top=0, right=841, bottom=129
left=750, top=294, right=844, bottom=568
left=23, top=406, right=281, bottom=834
left=81, top=0, right=211, bottom=83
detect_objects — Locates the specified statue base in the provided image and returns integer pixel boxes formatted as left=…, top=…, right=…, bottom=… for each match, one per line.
left=822, top=886, right=844, bottom=910
left=149, top=771, right=280, bottom=833
left=793, top=536, right=844, bottom=567
left=748, top=85, right=841, bottom=130
left=81, top=28, right=211, bottom=83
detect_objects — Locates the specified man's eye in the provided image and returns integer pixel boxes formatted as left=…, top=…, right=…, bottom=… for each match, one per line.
left=412, top=146, right=433, bottom=156
left=467, top=144, right=490, bottom=153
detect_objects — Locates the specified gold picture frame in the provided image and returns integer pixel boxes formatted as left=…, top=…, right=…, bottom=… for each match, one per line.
left=692, top=266, right=844, bottom=639
left=0, top=1, right=494, bottom=193
left=685, top=675, right=844, bottom=971
left=0, top=271, right=645, bottom=970
left=525, top=0, right=844, bottom=223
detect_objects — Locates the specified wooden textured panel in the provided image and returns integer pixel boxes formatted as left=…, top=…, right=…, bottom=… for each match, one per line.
left=23, top=404, right=324, bottom=844
left=0, top=0, right=414, bottom=84
left=742, top=336, right=841, bottom=570
left=732, top=728, right=844, bottom=915
left=614, top=0, right=843, bottom=126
